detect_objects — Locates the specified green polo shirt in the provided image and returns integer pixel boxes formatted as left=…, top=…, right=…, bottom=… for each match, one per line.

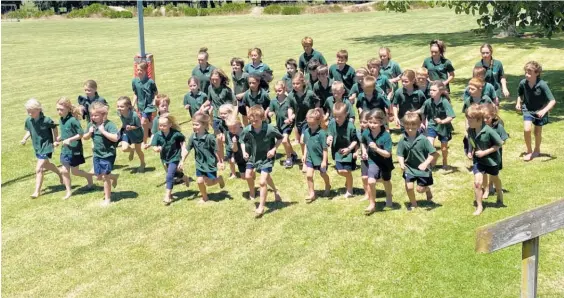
left=461, top=94, right=493, bottom=114
left=397, top=133, right=436, bottom=177
left=225, top=131, right=246, bottom=165
left=183, top=91, right=209, bottom=117
left=517, top=78, right=555, bottom=115
left=119, top=110, right=144, bottom=144
left=151, top=129, right=185, bottom=164
left=463, top=83, right=496, bottom=103
left=281, top=73, right=294, bottom=93
left=232, top=72, right=249, bottom=96
left=151, top=113, right=161, bottom=135
left=356, top=88, right=390, bottom=112
left=59, top=114, right=84, bottom=157
left=192, top=64, right=216, bottom=95
left=305, top=73, right=318, bottom=92
left=380, top=60, right=402, bottom=88
left=422, top=96, right=456, bottom=137
left=186, top=131, right=218, bottom=172
left=377, top=74, right=393, bottom=95
left=491, top=121, right=509, bottom=168
left=299, top=49, right=327, bottom=74
left=25, top=112, right=57, bottom=155
left=313, top=78, right=333, bottom=107
left=361, top=129, right=394, bottom=171
left=87, top=120, right=119, bottom=159
left=289, top=90, right=319, bottom=128
left=467, top=124, right=504, bottom=167
left=132, top=77, right=157, bottom=114
left=243, top=62, right=272, bottom=81
left=240, top=122, right=283, bottom=170
left=78, top=93, right=108, bottom=122
left=349, top=82, right=363, bottom=98
left=208, top=85, right=234, bottom=119
left=422, top=57, right=455, bottom=90
left=304, top=126, right=327, bottom=166
left=324, top=97, right=354, bottom=120
left=243, top=89, right=270, bottom=111
left=417, top=82, right=430, bottom=99
left=329, top=64, right=356, bottom=93
left=269, top=96, right=297, bottom=132
left=475, top=59, right=505, bottom=93
left=392, top=88, right=426, bottom=120
left=328, top=119, right=358, bottom=162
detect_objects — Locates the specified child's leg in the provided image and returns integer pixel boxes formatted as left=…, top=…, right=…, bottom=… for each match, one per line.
left=43, top=159, right=62, bottom=180
left=523, top=120, right=533, bottom=159
left=366, top=178, right=377, bottom=211
left=533, top=125, right=543, bottom=155
left=361, top=176, right=368, bottom=200
left=228, top=158, right=237, bottom=177
left=32, top=159, right=47, bottom=197
left=416, top=185, right=433, bottom=201
left=320, top=171, right=331, bottom=196
left=473, top=172, right=484, bottom=215
left=305, top=167, right=315, bottom=200
left=141, top=117, right=152, bottom=145
left=441, top=142, right=449, bottom=168
left=256, top=172, right=270, bottom=215
left=282, top=134, right=294, bottom=159
left=216, top=133, right=225, bottom=162
left=121, top=141, right=135, bottom=161
left=60, top=164, right=72, bottom=199
left=245, top=169, right=256, bottom=199
left=101, top=174, right=112, bottom=205
left=482, top=174, right=490, bottom=199
left=265, top=174, right=281, bottom=201
left=70, top=166, right=94, bottom=187
left=427, top=136, right=437, bottom=166
left=382, top=180, right=393, bottom=206
left=196, top=177, right=208, bottom=202
left=134, top=144, right=145, bottom=169
left=338, top=170, right=353, bottom=195
left=405, top=181, right=417, bottom=207
left=164, top=163, right=177, bottom=203
left=490, top=174, right=503, bottom=204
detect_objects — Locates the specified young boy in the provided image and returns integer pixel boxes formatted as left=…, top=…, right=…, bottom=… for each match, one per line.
left=313, top=65, right=333, bottom=109
left=240, top=106, right=284, bottom=217
left=306, top=59, right=321, bottom=91
left=367, top=58, right=394, bottom=100
left=282, top=58, right=298, bottom=93
left=466, top=104, right=504, bottom=216
left=303, top=108, right=331, bottom=203
left=356, top=76, right=389, bottom=116
left=269, top=81, right=298, bottom=168
left=299, top=36, right=327, bottom=75
left=397, top=112, right=438, bottom=210
left=464, top=66, right=498, bottom=105
left=329, top=50, right=356, bottom=95
left=324, top=81, right=354, bottom=122
left=515, top=61, right=557, bottom=161
left=231, top=57, right=249, bottom=118
left=327, top=102, right=358, bottom=198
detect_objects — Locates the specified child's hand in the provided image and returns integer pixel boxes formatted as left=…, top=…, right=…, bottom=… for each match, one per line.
left=326, top=136, right=333, bottom=146
left=97, top=123, right=106, bottom=132
left=143, top=143, right=151, bottom=150
left=339, top=147, right=350, bottom=156
left=536, top=109, right=548, bottom=118
left=475, top=150, right=487, bottom=158
left=352, top=152, right=358, bottom=160
left=56, top=136, right=62, bottom=142
left=368, top=142, right=378, bottom=151
left=232, top=136, right=237, bottom=143
left=243, top=152, right=249, bottom=161
left=502, top=88, right=510, bottom=98
left=361, top=152, right=368, bottom=160
left=467, top=152, right=473, bottom=159
left=301, top=155, right=306, bottom=164
left=395, top=118, right=401, bottom=127
left=284, top=118, right=292, bottom=125
left=89, top=125, right=96, bottom=134
left=418, top=163, right=428, bottom=171
left=153, top=146, right=162, bottom=153
left=321, top=161, right=327, bottom=170
left=420, top=123, right=426, bottom=131
left=218, top=162, right=225, bottom=171
left=434, top=118, right=442, bottom=124
left=236, top=93, right=244, bottom=100
left=515, top=102, right=521, bottom=111
left=63, top=139, right=71, bottom=146
left=20, top=138, right=27, bottom=145
left=177, top=163, right=184, bottom=171
left=184, top=104, right=190, bottom=110
left=125, top=125, right=132, bottom=131
left=267, top=148, right=276, bottom=159
left=54, top=141, right=61, bottom=147
left=399, top=163, right=405, bottom=171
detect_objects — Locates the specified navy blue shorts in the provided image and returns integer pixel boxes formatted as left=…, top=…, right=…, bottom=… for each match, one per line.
left=246, top=163, right=273, bottom=173
left=367, top=163, right=391, bottom=181
left=141, top=112, right=154, bottom=122
left=212, top=119, right=223, bottom=133
left=93, top=156, right=115, bottom=175
left=60, top=153, right=85, bottom=167
left=305, top=161, right=327, bottom=173
left=225, top=150, right=233, bottom=160
left=472, top=163, right=499, bottom=176
left=196, top=170, right=217, bottom=179
left=335, top=161, right=356, bottom=171
left=279, top=126, right=293, bottom=135
left=360, top=160, right=369, bottom=176
left=237, top=162, right=247, bottom=174
left=403, top=172, right=434, bottom=187
left=523, top=112, right=549, bottom=126
left=426, top=127, right=451, bottom=144
left=36, top=153, right=53, bottom=160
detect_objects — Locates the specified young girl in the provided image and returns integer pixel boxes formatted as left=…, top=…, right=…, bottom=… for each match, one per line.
left=117, top=96, right=145, bottom=173
left=231, top=57, right=249, bottom=124
left=184, top=77, right=210, bottom=119
left=323, top=81, right=354, bottom=122
left=392, top=69, right=427, bottom=129
left=244, top=47, right=273, bottom=91
left=422, top=39, right=455, bottom=92
left=361, top=109, right=394, bottom=214
left=483, top=103, right=509, bottom=195
left=475, top=43, right=510, bottom=99
left=225, top=115, right=248, bottom=180
left=327, top=102, right=358, bottom=198
left=379, top=47, right=403, bottom=89
left=348, top=67, right=369, bottom=105
left=282, top=58, right=298, bottom=93
left=240, top=106, right=284, bottom=217
left=303, top=108, right=331, bottom=203
left=152, top=94, right=171, bottom=138
left=192, top=47, right=216, bottom=96
left=313, top=65, right=333, bottom=108
left=516, top=61, right=556, bottom=161
left=415, top=67, right=431, bottom=99
left=421, top=81, right=456, bottom=170
left=268, top=81, right=298, bottom=168
left=219, top=103, right=237, bottom=174
left=466, top=104, right=504, bottom=216
left=208, top=68, right=234, bottom=162
left=151, top=115, right=190, bottom=205
left=55, top=97, right=93, bottom=200
left=243, top=74, right=271, bottom=118
left=21, top=98, right=63, bottom=198
left=357, top=110, right=370, bottom=201
left=182, top=112, right=225, bottom=203
left=83, top=102, right=120, bottom=206
left=78, top=80, right=108, bottom=123
left=132, top=61, right=158, bottom=146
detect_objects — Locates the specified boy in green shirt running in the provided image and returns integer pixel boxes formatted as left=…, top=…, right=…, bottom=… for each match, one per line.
left=303, top=108, right=331, bottom=203
left=132, top=62, right=158, bottom=146
left=299, top=36, right=327, bottom=75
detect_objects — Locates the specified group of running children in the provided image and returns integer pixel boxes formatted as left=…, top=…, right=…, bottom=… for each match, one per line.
left=22, top=37, right=557, bottom=217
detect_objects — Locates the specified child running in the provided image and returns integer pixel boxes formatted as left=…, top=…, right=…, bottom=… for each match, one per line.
left=483, top=103, right=509, bottom=196
left=184, top=77, right=210, bottom=119
left=78, top=80, right=108, bottom=122
left=225, top=115, right=248, bottom=180
left=132, top=62, right=158, bottom=146
left=303, top=108, right=331, bottom=203
left=268, top=81, right=298, bottom=168
left=117, top=96, right=145, bottom=172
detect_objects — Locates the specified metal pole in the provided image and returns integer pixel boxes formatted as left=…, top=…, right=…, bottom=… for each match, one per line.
left=137, top=0, right=146, bottom=59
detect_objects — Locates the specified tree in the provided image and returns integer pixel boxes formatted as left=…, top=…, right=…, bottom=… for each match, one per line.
left=385, top=1, right=564, bottom=38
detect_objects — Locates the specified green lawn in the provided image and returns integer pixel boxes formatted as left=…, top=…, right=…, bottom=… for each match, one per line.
left=2, top=8, right=564, bottom=297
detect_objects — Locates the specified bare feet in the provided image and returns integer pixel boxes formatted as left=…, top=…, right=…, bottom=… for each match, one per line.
left=364, top=204, right=376, bottom=215
left=101, top=199, right=111, bottom=207
left=30, top=192, right=40, bottom=199
left=305, top=194, right=317, bottom=204
left=482, top=188, right=490, bottom=200
left=218, top=176, right=225, bottom=189
left=163, top=195, right=172, bottom=205
left=62, top=192, right=71, bottom=200
left=112, top=174, right=119, bottom=188
left=523, top=152, right=533, bottom=161
left=128, top=150, right=134, bottom=161
left=473, top=205, right=483, bottom=216
left=359, top=195, right=368, bottom=202
left=343, top=191, right=354, bottom=199
left=198, top=198, right=207, bottom=204
left=254, top=206, right=265, bottom=218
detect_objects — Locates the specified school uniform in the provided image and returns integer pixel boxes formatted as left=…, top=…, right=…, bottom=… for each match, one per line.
left=207, top=85, right=234, bottom=131
left=467, top=124, right=504, bottom=176
left=288, top=89, right=319, bottom=134
left=151, top=113, right=162, bottom=136
left=422, top=96, right=456, bottom=143
left=361, top=128, right=394, bottom=181
left=243, top=88, right=271, bottom=112
left=151, top=129, right=186, bottom=189
left=77, top=93, right=108, bottom=122
left=24, top=112, right=57, bottom=160
left=422, top=57, right=455, bottom=91
left=377, top=74, right=393, bottom=96
left=304, top=126, right=328, bottom=172
left=232, top=72, right=249, bottom=115
left=475, top=59, right=505, bottom=98
left=269, top=96, right=298, bottom=135
left=240, top=122, right=283, bottom=173
left=244, top=62, right=272, bottom=90
left=132, top=76, right=158, bottom=119
left=461, top=94, right=493, bottom=114
left=357, top=128, right=369, bottom=177
left=328, top=119, right=358, bottom=171
left=59, top=114, right=85, bottom=167
left=281, top=72, right=294, bottom=93
left=183, top=91, right=208, bottom=118
left=305, top=73, right=318, bottom=92
left=119, top=110, right=144, bottom=144
left=349, top=82, right=363, bottom=99
left=186, top=131, right=218, bottom=179
left=329, top=64, right=356, bottom=94
left=192, top=64, right=216, bottom=96
left=356, top=88, right=390, bottom=112
left=87, top=120, right=119, bottom=175
left=225, top=131, right=247, bottom=174
left=397, top=132, right=436, bottom=186
left=380, top=60, right=403, bottom=89
left=491, top=121, right=509, bottom=170
left=392, top=88, right=426, bottom=122
left=323, top=97, right=354, bottom=121
left=299, top=49, right=327, bottom=74
left=418, top=82, right=431, bottom=99
left=463, top=82, right=497, bottom=103
left=313, top=78, right=334, bottom=108
left=517, top=78, right=556, bottom=126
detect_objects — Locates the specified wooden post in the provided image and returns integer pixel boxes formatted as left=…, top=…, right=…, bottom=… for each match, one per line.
left=521, top=237, right=539, bottom=298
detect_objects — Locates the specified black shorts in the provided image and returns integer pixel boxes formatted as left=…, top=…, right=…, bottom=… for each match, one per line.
left=403, top=172, right=434, bottom=187
left=335, top=161, right=356, bottom=171
left=367, top=163, right=391, bottom=181
left=472, top=163, right=499, bottom=176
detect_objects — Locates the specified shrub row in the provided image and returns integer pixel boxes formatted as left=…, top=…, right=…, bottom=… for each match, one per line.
left=264, top=5, right=306, bottom=15
left=66, top=3, right=132, bottom=18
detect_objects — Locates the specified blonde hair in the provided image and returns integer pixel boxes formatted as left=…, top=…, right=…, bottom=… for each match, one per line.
left=482, top=103, right=501, bottom=124
left=83, top=80, right=97, bottom=90
left=336, top=49, right=348, bottom=60
left=219, top=103, right=237, bottom=119
left=90, top=101, right=109, bottom=115
left=472, top=66, right=487, bottom=80
left=159, top=113, right=181, bottom=131
left=193, top=112, right=210, bottom=129
left=363, top=76, right=376, bottom=88
left=117, top=96, right=133, bottom=112
left=415, top=67, right=429, bottom=78
left=211, top=68, right=230, bottom=87
left=402, top=111, right=422, bottom=126
left=379, top=47, right=392, bottom=60
left=355, top=67, right=370, bottom=76
left=57, top=96, right=82, bottom=119
left=198, top=47, right=209, bottom=60
left=138, top=62, right=148, bottom=72
left=274, top=80, right=286, bottom=91
left=524, top=61, right=542, bottom=75
left=468, top=78, right=485, bottom=90
left=292, top=72, right=306, bottom=90
left=359, top=110, right=370, bottom=122
left=248, top=105, right=265, bottom=120
left=369, top=108, right=387, bottom=123
left=331, top=80, right=345, bottom=93
left=306, top=108, right=324, bottom=123
left=466, top=104, right=484, bottom=120
left=301, top=36, right=313, bottom=46
left=25, top=98, right=42, bottom=111
left=333, top=102, right=348, bottom=115
left=367, top=58, right=382, bottom=68
left=248, top=47, right=263, bottom=59
left=225, top=114, right=242, bottom=128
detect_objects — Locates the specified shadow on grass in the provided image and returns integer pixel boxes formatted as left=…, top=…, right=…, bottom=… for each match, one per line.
left=516, top=152, right=558, bottom=163
left=261, top=200, right=299, bottom=215
left=113, top=190, right=139, bottom=202
left=125, top=166, right=156, bottom=174
left=376, top=201, right=402, bottom=211
left=73, top=184, right=103, bottom=195
left=404, top=200, right=443, bottom=211
left=170, top=189, right=200, bottom=203
left=41, top=184, right=78, bottom=195
left=207, top=190, right=234, bottom=202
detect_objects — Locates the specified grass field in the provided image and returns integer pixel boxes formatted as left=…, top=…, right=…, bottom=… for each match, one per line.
left=2, top=8, right=564, bottom=297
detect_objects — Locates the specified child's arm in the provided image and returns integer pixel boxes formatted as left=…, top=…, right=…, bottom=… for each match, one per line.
left=52, top=127, right=59, bottom=146
left=82, top=125, right=94, bottom=140
left=369, top=142, right=392, bottom=158
left=21, top=131, right=31, bottom=145
left=302, top=144, right=308, bottom=163
left=537, top=99, right=556, bottom=118
left=500, top=77, right=510, bottom=98
left=360, top=143, right=368, bottom=160
left=321, top=148, right=328, bottom=169
left=475, top=145, right=501, bottom=158
left=444, top=71, right=455, bottom=86
left=436, top=116, right=454, bottom=125
left=62, top=133, right=83, bottom=147
left=418, top=153, right=437, bottom=171
left=98, top=124, right=119, bottom=143
left=397, top=156, right=406, bottom=171
left=393, top=105, right=400, bottom=126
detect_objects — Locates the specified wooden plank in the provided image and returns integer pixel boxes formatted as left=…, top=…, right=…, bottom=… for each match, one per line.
left=476, top=198, right=564, bottom=253
left=521, top=237, right=539, bottom=298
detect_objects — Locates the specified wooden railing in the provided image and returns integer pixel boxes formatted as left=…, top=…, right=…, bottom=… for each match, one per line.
left=475, top=199, right=564, bottom=298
